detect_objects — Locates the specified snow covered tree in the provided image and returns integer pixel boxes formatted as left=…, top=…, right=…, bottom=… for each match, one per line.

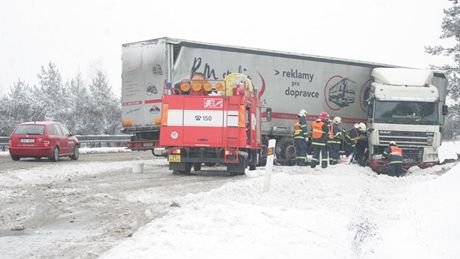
left=87, top=71, right=121, bottom=134
left=65, top=74, right=92, bottom=134
left=0, top=80, right=45, bottom=135
left=35, top=62, right=70, bottom=122
left=426, top=0, right=460, bottom=139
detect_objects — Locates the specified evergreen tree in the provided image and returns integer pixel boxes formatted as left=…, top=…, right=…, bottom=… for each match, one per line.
left=88, top=71, right=121, bottom=134
left=35, top=62, right=69, bottom=121
left=65, top=74, right=92, bottom=134
left=426, top=0, right=460, bottom=138
left=0, top=80, right=45, bottom=135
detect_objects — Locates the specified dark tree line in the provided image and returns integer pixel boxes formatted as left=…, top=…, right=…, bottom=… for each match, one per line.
left=426, top=0, right=460, bottom=139
left=0, top=62, right=121, bottom=136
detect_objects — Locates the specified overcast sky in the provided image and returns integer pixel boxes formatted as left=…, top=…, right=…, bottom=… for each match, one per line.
left=0, top=0, right=454, bottom=96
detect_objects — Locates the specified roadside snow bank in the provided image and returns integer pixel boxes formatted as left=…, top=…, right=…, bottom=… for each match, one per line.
left=103, top=164, right=460, bottom=259
left=0, top=159, right=162, bottom=187
left=372, top=164, right=460, bottom=259
left=438, top=140, right=460, bottom=163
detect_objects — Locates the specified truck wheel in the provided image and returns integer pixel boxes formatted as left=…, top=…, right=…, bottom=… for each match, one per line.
left=11, top=155, right=20, bottom=161
left=171, top=162, right=192, bottom=175
left=193, top=163, right=202, bottom=171
left=257, top=145, right=267, bottom=166
left=277, top=137, right=296, bottom=165
left=227, top=158, right=247, bottom=175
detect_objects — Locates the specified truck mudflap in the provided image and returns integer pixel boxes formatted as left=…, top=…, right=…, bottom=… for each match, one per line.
left=369, top=159, right=439, bottom=173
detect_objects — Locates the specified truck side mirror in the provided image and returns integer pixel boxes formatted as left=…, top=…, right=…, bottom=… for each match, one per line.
left=442, top=105, right=448, bottom=116
left=266, top=107, right=272, bottom=121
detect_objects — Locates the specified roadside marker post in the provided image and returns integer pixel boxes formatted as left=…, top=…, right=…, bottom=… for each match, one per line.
left=263, top=139, right=276, bottom=192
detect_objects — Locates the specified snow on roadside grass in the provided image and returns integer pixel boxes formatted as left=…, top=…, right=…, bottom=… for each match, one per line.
left=438, top=140, right=460, bottom=163
left=103, top=164, right=459, bottom=259
left=0, top=159, right=163, bottom=187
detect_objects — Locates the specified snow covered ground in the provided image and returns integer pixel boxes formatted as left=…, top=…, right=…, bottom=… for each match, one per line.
left=0, top=146, right=130, bottom=157
left=101, top=142, right=460, bottom=259
left=1, top=142, right=459, bottom=258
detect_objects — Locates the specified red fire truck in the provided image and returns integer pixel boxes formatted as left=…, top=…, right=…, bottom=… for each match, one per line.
left=159, top=73, right=266, bottom=175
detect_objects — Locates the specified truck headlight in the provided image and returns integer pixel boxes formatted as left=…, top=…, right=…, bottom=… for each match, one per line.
left=426, top=137, right=434, bottom=146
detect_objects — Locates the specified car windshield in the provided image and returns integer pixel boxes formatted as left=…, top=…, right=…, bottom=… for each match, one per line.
left=14, top=125, right=46, bottom=135
left=374, top=100, right=439, bottom=125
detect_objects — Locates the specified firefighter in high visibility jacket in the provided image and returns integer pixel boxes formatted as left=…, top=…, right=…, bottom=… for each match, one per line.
left=294, top=109, right=309, bottom=166
left=311, top=112, right=330, bottom=168
left=383, top=141, right=403, bottom=177
left=327, top=116, right=342, bottom=165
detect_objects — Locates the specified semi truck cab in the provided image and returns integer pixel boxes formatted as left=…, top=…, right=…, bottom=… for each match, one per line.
left=366, top=68, right=448, bottom=172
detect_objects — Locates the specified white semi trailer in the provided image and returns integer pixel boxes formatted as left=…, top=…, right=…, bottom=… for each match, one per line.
left=121, top=37, right=447, bottom=168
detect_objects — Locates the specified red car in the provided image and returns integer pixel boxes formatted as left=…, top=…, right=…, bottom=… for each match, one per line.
left=8, top=121, right=79, bottom=161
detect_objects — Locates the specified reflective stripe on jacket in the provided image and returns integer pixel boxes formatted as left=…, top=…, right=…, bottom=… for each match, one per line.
left=383, top=145, right=403, bottom=164
left=327, top=122, right=341, bottom=144
left=294, top=116, right=308, bottom=139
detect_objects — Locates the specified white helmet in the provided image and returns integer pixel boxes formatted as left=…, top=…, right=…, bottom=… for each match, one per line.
left=358, top=122, right=367, bottom=132
left=332, top=116, right=342, bottom=124
left=298, top=109, right=307, bottom=116
left=389, top=141, right=396, bottom=146
left=354, top=123, right=359, bottom=129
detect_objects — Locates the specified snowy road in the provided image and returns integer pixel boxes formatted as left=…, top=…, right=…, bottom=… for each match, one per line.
left=1, top=143, right=459, bottom=258
left=0, top=151, right=237, bottom=258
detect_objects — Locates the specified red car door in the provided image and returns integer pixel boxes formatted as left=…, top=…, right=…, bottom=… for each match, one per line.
left=51, top=124, right=68, bottom=155
left=59, top=124, right=76, bottom=154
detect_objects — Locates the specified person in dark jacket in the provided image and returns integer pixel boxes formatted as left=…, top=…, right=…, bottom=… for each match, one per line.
left=344, top=123, right=360, bottom=160
left=327, top=116, right=342, bottom=165
left=294, top=109, right=309, bottom=166
left=355, top=122, right=368, bottom=166
left=383, top=141, right=403, bottom=177
left=311, top=112, right=330, bottom=168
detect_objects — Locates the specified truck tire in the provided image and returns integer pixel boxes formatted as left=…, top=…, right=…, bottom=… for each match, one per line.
left=227, top=158, right=247, bottom=175
left=172, top=162, right=192, bottom=175
left=248, top=149, right=258, bottom=170
left=277, top=137, right=296, bottom=165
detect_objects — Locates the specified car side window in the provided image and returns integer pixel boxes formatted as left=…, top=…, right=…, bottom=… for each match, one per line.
left=52, top=125, right=63, bottom=136
left=50, top=125, right=57, bottom=135
left=59, top=125, right=70, bottom=136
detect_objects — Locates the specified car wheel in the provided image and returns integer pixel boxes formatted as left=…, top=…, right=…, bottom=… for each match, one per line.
left=70, top=146, right=79, bottom=160
left=50, top=147, right=59, bottom=162
left=11, top=155, right=20, bottom=161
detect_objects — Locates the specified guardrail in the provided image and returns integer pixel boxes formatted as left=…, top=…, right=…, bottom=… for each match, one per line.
left=0, top=135, right=132, bottom=151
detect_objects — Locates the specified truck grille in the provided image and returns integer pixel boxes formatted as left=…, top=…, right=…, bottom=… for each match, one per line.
left=378, top=130, right=434, bottom=147
left=401, top=147, right=424, bottom=164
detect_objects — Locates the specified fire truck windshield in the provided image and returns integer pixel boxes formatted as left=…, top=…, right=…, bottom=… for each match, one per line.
left=374, top=100, right=439, bottom=125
